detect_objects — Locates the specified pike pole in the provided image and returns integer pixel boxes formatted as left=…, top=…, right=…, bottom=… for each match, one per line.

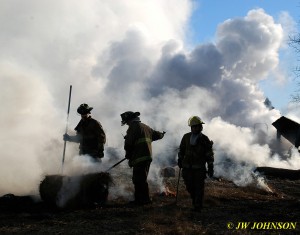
left=105, top=158, right=127, bottom=172
left=62, top=85, right=72, bottom=173
left=175, top=168, right=181, bottom=205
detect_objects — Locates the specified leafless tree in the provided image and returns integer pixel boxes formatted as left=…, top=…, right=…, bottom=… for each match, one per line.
left=290, top=7, right=300, bottom=102
left=290, top=34, right=300, bottom=102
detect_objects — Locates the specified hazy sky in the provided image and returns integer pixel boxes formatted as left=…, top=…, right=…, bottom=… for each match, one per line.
left=190, top=0, right=300, bottom=112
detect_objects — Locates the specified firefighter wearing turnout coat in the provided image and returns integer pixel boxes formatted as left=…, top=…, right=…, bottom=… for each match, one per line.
left=121, top=111, right=165, bottom=205
left=178, top=116, right=214, bottom=212
left=64, top=104, right=106, bottom=160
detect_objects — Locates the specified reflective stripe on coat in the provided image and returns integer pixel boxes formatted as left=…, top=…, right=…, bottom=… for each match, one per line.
left=125, top=121, right=163, bottom=167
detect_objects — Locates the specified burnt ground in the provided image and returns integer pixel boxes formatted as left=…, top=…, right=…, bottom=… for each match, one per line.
left=0, top=176, right=299, bottom=235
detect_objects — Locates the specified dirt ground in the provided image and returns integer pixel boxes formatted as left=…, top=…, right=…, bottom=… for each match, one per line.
left=0, top=175, right=299, bottom=235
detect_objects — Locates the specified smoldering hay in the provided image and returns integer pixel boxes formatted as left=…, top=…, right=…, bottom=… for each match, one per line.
left=39, top=172, right=113, bottom=208
left=0, top=1, right=299, bottom=200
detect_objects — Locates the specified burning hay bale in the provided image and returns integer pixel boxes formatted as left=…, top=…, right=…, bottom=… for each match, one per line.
left=160, top=167, right=176, bottom=178
left=39, top=172, right=113, bottom=209
left=0, top=194, right=36, bottom=212
left=157, top=186, right=177, bottom=197
left=39, top=175, right=63, bottom=207
left=255, top=167, right=300, bottom=180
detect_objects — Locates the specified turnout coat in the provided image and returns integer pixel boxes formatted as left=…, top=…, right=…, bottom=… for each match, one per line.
left=178, top=132, right=214, bottom=171
left=75, top=117, right=106, bottom=158
left=124, top=121, right=163, bottom=167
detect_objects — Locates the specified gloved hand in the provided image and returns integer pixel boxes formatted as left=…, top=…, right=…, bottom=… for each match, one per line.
left=125, top=152, right=132, bottom=160
left=208, top=167, right=214, bottom=178
left=159, top=131, right=166, bottom=139
left=63, top=133, right=70, bottom=141
left=98, top=151, right=104, bottom=159
left=178, top=158, right=183, bottom=169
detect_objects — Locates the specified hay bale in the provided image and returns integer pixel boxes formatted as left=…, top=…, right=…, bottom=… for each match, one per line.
left=255, top=167, right=300, bottom=180
left=39, top=172, right=113, bottom=209
left=39, top=174, right=63, bottom=207
left=0, top=194, right=35, bottom=212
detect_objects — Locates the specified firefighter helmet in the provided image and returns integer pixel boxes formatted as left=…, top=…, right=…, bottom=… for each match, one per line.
left=120, top=111, right=140, bottom=125
left=77, top=103, right=93, bottom=115
left=188, top=116, right=205, bottom=126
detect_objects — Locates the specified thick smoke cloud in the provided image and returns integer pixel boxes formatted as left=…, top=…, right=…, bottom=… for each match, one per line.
left=149, top=42, right=222, bottom=95
left=0, top=1, right=298, bottom=197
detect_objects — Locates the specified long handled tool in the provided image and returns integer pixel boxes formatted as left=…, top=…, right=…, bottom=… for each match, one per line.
left=175, top=168, right=181, bottom=205
left=105, top=157, right=126, bottom=172
left=61, top=85, right=72, bottom=173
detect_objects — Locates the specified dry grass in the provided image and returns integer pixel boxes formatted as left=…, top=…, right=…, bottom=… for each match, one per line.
left=0, top=175, right=299, bottom=234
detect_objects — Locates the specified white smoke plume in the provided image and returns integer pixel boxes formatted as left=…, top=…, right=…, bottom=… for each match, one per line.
left=0, top=1, right=299, bottom=198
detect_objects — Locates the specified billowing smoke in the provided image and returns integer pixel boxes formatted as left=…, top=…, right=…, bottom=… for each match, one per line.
left=0, top=1, right=299, bottom=198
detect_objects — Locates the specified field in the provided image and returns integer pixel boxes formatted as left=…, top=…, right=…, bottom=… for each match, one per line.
left=0, top=172, right=299, bottom=235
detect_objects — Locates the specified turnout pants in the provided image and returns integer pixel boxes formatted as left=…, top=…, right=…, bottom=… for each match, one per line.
left=182, top=168, right=206, bottom=209
left=132, top=161, right=151, bottom=203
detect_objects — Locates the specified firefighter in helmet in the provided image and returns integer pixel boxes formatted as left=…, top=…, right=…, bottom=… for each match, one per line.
left=121, top=111, right=165, bottom=205
left=63, top=103, right=106, bottom=160
left=178, top=116, right=214, bottom=212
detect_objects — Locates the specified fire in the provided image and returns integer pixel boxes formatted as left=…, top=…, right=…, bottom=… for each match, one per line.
left=157, top=186, right=176, bottom=197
